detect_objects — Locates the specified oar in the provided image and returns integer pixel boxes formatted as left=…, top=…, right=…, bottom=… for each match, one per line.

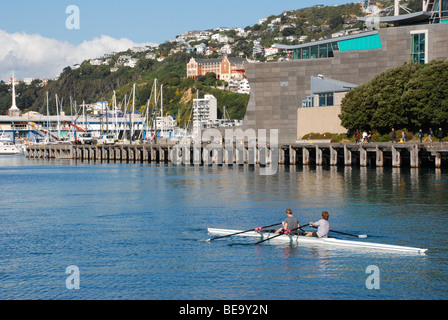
left=330, top=229, right=367, bottom=238
left=310, top=226, right=367, bottom=238
left=255, top=224, right=309, bottom=245
left=204, top=223, right=282, bottom=242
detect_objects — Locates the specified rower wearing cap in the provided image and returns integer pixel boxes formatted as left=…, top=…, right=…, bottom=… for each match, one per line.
left=275, top=208, right=300, bottom=234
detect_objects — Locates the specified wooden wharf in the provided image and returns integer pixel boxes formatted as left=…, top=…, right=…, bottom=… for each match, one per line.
left=25, top=142, right=448, bottom=168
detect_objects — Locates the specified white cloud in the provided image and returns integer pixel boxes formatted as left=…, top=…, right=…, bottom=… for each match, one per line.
left=0, top=30, right=157, bottom=81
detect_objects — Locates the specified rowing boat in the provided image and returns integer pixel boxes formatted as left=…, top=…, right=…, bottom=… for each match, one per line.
left=207, top=228, right=428, bottom=254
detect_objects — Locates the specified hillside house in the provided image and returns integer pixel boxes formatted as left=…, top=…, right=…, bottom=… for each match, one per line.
left=265, top=46, right=279, bottom=56
left=90, top=58, right=103, bottom=66
left=194, top=43, right=208, bottom=54
left=123, top=58, right=139, bottom=68
left=205, top=48, right=217, bottom=56
left=220, top=44, right=233, bottom=55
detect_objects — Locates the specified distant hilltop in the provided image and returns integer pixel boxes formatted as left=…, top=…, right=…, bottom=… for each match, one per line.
left=2, top=1, right=424, bottom=84
left=0, top=1, right=422, bottom=117
left=3, top=2, right=367, bottom=84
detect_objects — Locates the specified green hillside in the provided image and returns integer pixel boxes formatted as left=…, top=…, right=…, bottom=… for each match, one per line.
left=0, top=1, right=395, bottom=124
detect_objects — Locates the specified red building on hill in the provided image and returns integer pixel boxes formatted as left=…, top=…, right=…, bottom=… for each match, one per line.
left=187, top=56, right=247, bottom=81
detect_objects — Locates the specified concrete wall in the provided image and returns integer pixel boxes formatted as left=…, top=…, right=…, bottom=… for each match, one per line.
left=243, top=23, right=448, bottom=145
left=297, top=105, right=346, bottom=139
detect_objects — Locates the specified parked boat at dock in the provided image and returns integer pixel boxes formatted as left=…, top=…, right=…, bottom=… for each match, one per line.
left=0, top=133, right=21, bottom=155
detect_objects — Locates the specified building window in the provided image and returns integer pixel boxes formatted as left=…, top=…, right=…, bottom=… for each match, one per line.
left=318, top=93, right=334, bottom=107
left=328, top=44, right=334, bottom=57
left=302, top=47, right=310, bottom=59
left=320, top=44, right=328, bottom=58
left=411, top=30, right=428, bottom=64
left=431, top=0, right=448, bottom=22
left=310, top=45, right=319, bottom=59
left=302, top=95, right=314, bottom=108
left=292, top=42, right=339, bottom=60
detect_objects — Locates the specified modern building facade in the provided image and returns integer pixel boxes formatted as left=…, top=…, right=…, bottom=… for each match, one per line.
left=192, top=94, right=218, bottom=137
left=298, top=76, right=357, bottom=139
left=242, top=1, right=448, bottom=145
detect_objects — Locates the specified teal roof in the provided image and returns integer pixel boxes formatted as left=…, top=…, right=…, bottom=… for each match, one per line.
left=338, top=33, right=382, bottom=51
left=274, top=30, right=379, bottom=50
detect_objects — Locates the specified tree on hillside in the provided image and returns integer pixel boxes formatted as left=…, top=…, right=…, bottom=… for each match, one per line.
left=282, top=28, right=296, bottom=37
left=0, top=81, right=11, bottom=115
left=329, top=15, right=344, bottom=29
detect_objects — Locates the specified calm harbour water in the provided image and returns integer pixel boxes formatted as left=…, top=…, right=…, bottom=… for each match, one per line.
left=0, top=155, right=447, bottom=300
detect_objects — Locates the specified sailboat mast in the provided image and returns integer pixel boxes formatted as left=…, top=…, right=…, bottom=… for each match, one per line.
left=161, top=84, right=164, bottom=138
left=46, top=91, right=49, bottom=141
left=70, top=96, right=74, bottom=140
left=154, top=79, right=158, bottom=144
left=56, top=94, right=60, bottom=140
left=83, top=101, right=86, bottom=131
left=122, top=94, right=127, bottom=141
left=113, top=91, right=118, bottom=139
left=131, top=83, right=135, bottom=144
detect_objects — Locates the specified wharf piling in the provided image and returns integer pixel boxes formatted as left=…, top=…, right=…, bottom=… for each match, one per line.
left=284, top=142, right=448, bottom=168
left=25, top=142, right=448, bottom=169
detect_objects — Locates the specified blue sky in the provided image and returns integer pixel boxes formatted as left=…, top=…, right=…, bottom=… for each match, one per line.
left=0, top=0, right=353, bottom=80
left=1, top=0, right=353, bottom=44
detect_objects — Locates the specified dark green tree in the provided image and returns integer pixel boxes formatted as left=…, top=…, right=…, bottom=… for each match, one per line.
left=402, top=60, right=448, bottom=128
left=340, top=62, right=419, bottom=133
left=340, top=60, right=448, bottom=134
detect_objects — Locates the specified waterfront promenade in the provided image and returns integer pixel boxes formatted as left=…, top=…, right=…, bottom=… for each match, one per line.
left=25, top=141, right=448, bottom=168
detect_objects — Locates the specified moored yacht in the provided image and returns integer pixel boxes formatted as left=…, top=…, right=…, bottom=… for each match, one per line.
left=0, top=133, right=21, bottom=155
